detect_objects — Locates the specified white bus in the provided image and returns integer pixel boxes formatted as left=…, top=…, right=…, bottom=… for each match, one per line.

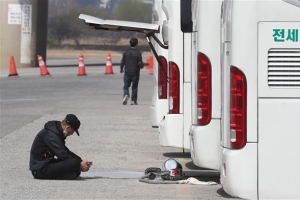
left=220, top=0, right=300, bottom=199
left=189, top=0, right=222, bottom=170
left=150, top=0, right=169, bottom=128
left=158, top=0, right=192, bottom=150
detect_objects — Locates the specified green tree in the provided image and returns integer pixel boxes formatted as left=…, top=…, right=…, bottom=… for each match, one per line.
left=112, top=0, right=152, bottom=23
left=64, top=9, right=86, bottom=45
left=48, top=5, right=110, bottom=46
left=48, top=16, right=70, bottom=46
left=48, top=1, right=152, bottom=47
left=109, top=0, right=152, bottom=40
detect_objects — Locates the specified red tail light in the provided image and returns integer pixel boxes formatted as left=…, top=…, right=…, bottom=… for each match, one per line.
left=158, top=56, right=168, bottom=99
left=230, top=66, right=247, bottom=149
left=169, top=61, right=180, bottom=114
left=197, top=52, right=212, bottom=125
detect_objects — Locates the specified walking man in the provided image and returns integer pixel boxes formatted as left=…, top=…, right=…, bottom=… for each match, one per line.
left=120, top=37, right=144, bottom=105
left=29, top=114, right=92, bottom=180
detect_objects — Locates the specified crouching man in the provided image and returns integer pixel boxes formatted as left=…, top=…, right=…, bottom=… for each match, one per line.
left=29, top=114, right=92, bottom=180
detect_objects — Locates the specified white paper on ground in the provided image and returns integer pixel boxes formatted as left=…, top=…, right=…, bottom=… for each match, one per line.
left=178, top=177, right=218, bottom=185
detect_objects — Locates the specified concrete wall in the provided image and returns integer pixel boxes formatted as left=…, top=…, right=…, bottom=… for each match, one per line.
left=0, top=0, right=37, bottom=69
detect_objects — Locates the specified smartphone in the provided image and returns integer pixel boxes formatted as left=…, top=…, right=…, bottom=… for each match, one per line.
left=87, top=162, right=93, bottom=167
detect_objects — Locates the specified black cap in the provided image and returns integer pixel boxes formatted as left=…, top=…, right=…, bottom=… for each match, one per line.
left=62, top=114, right=81, bottom=136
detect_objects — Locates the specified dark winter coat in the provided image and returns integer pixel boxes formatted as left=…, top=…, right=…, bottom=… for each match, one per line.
left=120, top=47, right=144, bottom=76
left=29, top=121, right=82, bottom=171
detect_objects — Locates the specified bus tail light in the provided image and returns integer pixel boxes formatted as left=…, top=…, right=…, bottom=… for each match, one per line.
left=230, top=66, right=247, bottom=149
left=169, top=61, right=180, bottom=114
left=197, top=52, right=212, bottom=125
left=158, top=56, right=168, bottom=99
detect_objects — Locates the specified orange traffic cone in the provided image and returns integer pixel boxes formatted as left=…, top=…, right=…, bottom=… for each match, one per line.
left=78, top=53, right=87, bottom=76
left=37, top=55, right=51, bottom=77
left=147, top=55, right=153, bottom=75
left=105, top=53, right=114, bottom=74
left=146, top=57, right=150, bottom=71
left=8, top=56, right=19, bottom=77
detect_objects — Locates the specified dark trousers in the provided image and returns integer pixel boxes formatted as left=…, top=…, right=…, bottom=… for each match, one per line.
left=32, top=158, right=81, bottom=180
left=123, top=74, right=139, bottom=102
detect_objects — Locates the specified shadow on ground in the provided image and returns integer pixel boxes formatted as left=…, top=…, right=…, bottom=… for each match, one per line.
left=163, top=152, right=191, bottom=158
left=217, top=188, right=238, bottom=199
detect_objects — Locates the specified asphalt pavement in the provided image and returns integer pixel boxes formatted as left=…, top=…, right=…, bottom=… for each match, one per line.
left=0, top=63, right=238, bottom=199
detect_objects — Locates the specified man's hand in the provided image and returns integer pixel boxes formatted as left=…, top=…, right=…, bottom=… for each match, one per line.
left=138, top=62, right=144, bottom=69
left=80, top=160, right=92, bottom=172
left=120, top=69, right=124, bottom=73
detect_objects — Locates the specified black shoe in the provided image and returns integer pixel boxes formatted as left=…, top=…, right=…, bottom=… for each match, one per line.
left=123, top=95, right=129, bottom=105
left=131, top=101, right=138, bottom=105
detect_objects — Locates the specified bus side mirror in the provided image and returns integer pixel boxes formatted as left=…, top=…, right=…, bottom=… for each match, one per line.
left=180, top=0, right=193, bottom=33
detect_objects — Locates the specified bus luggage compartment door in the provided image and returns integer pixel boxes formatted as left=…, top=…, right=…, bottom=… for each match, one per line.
left=258, top=99, right=300, bottom=199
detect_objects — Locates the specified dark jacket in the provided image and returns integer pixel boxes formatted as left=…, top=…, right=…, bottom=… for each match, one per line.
left=29, top=121, right=82, bottom=171
left=120, top=47, right=144, bottom=76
